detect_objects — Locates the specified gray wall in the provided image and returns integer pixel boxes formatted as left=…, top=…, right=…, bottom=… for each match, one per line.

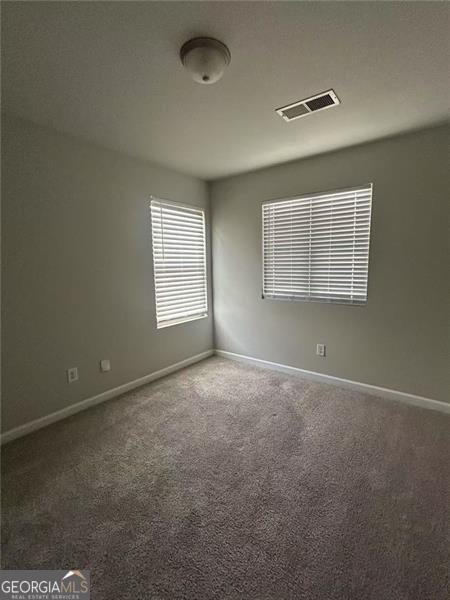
left=211, top=125, right=449, bottom=403
left=2, top=114, right=213, bottom=432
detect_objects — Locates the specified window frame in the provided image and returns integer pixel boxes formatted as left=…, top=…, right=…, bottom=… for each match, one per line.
left=150, top=196, right=208, bottom=329
left=261, top=184, right=373, bottom=306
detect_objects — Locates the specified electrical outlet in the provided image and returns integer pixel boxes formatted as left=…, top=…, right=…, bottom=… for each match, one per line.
left=67, top=367, right=79, bottom=383
left=316, top=344, right=326, bottom=357
left=100, top=359, right=111, bottom=372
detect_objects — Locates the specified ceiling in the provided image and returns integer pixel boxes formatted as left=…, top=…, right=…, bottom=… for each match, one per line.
left=2, top=1, right=449, bottom=180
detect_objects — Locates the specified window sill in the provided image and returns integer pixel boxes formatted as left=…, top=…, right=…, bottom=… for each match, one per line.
left=156, top=313, right=208, bottom=329
left=262, top=295, right=367, bottom=306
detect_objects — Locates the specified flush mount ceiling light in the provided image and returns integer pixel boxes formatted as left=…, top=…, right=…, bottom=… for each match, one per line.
left=180, top=37, right=231, bottom=84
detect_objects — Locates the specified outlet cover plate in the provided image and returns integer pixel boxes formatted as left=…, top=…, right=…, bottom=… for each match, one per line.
left=67, top=367, right=79, bottom=383
left=316, top=344, right=326, bottom=357
left=100, top=359, right=111, bottom=372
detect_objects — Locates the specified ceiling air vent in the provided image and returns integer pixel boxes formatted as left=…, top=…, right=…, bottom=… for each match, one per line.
left=276, top=90, right=340, bottom=122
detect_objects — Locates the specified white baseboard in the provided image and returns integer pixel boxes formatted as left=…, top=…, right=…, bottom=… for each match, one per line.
left=1, top=350, right=214, bottom=445
left=215, top=349, right=450, bottom=414
left=3, top=347, right=447, bottom=444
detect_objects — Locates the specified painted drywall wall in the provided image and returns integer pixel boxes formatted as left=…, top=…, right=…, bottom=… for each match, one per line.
left=2, top=114, right=213, bottom=432
left=210, top=125, right=450, bottom=403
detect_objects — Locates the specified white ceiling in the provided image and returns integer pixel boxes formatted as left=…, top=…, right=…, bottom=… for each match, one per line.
left=2, top=1, right=449, bottom=180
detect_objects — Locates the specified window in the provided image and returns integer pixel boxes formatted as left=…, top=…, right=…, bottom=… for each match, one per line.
left=150, top=199, right=208, bottom=328
left=262, top=184, right=372, bottom=304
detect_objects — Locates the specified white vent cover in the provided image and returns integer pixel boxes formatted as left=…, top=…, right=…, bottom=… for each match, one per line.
left=276, top=90, right=340, bottom=122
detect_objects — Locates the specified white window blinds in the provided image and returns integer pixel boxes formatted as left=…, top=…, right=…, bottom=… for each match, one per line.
left=151, top=199, right=208, bottom=328
left=262, top=184, right=373, bottom=304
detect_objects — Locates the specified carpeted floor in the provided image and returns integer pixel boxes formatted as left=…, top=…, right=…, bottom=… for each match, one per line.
left=2, top=356, right=449, bottom=600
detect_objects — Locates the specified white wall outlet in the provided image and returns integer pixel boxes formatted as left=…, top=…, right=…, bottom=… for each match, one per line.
left=100, top=359, right=111, bottom=372
left=316, top=344, right=326, bottom=357
left=67, top=367, right=79, bottom=383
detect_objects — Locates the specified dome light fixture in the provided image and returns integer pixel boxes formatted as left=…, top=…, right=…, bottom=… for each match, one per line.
left=180, top=37, right=231, bottom=85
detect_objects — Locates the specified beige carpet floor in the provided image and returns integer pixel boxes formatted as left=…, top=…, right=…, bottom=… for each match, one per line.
left=2, top=356, right=449, bottom=599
